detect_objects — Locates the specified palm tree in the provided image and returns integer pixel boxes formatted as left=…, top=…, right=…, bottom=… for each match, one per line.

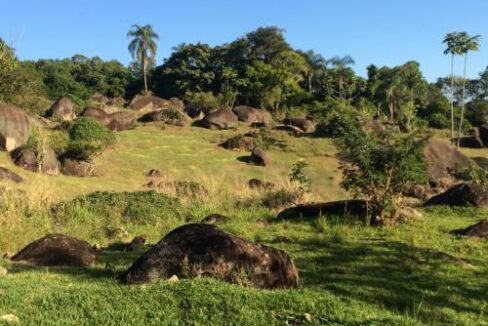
left=457, top=33, right=481, bottom=147
left=443, top=32, right=464, bottom=143
left=330, top=55, right=355, bottom=99
left=300, top=50, right=326, bottom=94
left=127, top=24, right=159, bottom=94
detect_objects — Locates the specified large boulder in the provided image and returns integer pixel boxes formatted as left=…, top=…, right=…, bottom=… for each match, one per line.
left=61, top=158, right=95, bottom=177
left=198, top=109, right=238, bottom=130
left=478, top=124, right=488, bottom=145
left=424, top=183, right=488, bottom=207
left=423, top=138, right=470, bottom=188
left=118, top=224, right=299, bottom=289
left=220, top=134, right=256, bottom=151
left=129, top=95, right=168, bottom=111
left=0, top=103, right=31, bottom=152
left=89, top=93, right=109, bottom=105
left=11, top=147, right=60, bottom=175
left=0, top=167, right=23, bottom=183
left=47, top=97, right=76, bottom=121
left=83, top=108, right=134, bottom=131
left=232, top=106, right=273, bottom=127
left=249, top=147, right=270, bottom=166
left=452, top=219, right=488, bottom=238
left=274, top=125, right=303, bottom=136
left=11, top=233, right=97, bottom=267
left=277, top=200, right=368, bottom=219
left=283, top=117, right=316, bottom=133
left=459, top=128, right=484, bottom=148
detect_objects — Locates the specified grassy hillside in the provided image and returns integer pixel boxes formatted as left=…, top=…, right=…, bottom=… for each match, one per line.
left=1, top=124, right=487, bottom=325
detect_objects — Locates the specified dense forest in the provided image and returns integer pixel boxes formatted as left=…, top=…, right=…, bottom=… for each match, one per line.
left=1, top=26, right=487, bottom=132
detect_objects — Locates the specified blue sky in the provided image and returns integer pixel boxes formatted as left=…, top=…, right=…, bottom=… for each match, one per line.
left=1, top=0, right=487, bottom=81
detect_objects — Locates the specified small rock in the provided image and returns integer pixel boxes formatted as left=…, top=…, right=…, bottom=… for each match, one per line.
left=0, top=314, right=19, bottom=323
left=92, top=244, right=103, bottom=252
left=304, top=313, right=312, bottom=322
left=167, top=275, right=179, bottom=283
left=0, top=266, right=7, bottom=276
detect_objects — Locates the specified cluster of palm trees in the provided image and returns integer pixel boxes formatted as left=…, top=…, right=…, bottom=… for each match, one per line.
left=443, top=32, right=481, bottom=147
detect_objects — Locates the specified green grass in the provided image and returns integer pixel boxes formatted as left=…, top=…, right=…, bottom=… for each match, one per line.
left=1, top=124, right=487, bottom=325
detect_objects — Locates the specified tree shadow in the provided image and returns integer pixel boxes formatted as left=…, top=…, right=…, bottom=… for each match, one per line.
left=295, top=238, right=488, bottom=323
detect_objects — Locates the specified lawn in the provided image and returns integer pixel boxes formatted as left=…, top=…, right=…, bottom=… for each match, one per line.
left=0, top=124, right=487, bottom=325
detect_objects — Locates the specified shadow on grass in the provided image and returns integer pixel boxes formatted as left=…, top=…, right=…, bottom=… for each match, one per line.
left=236, top=155, right=251, bottom=163
left=295, top=237, right=488, bottom=322
left=7, top=249, right=146, bottom=282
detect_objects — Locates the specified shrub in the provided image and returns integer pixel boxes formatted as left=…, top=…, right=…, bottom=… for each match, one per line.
left=53, top=191, right=184, bottom=225
left=65, top=117, right=116, bottom=160
left=289, top=160, right=311, bottom=191
left=261, top=188, right=304, bottom=209
left=337, top=117, right=427, bottom=225
left=186, top=91, right=221, bottom=114
left=160, top=107, right=185, bottom=124
left=424, top=112, right=450, bottom=129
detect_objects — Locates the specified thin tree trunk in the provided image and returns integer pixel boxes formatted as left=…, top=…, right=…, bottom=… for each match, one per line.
left=142, top=51, right=148, bottom=94
left=450, top=53, right=455, bottom=144
left=308, top=73, right=313, bottom=94
left=457, top=53, right=468, bottom=148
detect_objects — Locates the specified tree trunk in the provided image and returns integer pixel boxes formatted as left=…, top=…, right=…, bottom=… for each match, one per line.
left=450, top=53, right=455, bottom=144
left=457, top=53, right=468, bottom=148
left=142, top=51, right=148, bottom=94
left=308, top=73, right=313, bottom=94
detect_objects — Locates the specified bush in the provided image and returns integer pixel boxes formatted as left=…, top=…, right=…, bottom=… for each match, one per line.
left=337, top=117, right=427, bottom=225
left=53, top=191, right=184, bottom=225
left=65, top=117, right=116, bottom=160
left=186, top=91, right=221, bottom=114
left=160, top=108, right=185, bottom=124
left=425, top=113, right=450, bottom=129
left=289, top=160, right=311, bottom=191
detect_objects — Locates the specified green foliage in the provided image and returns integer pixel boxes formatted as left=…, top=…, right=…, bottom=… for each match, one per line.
left=186, top=91, right=221, bottom=113
left=465, top=101, right=488, bottom=126
left=337, top=119, right=427, bottom=224
left=261, top=188, right=303, bottom=209
left=66, top=117, right=116, bottom=160
left=53, top=191, right=183, bottom=225
left=289, top=160, right=311, bottom=190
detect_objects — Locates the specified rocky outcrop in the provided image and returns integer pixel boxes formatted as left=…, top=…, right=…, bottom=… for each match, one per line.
left=46, top=97, right=76, bottom=121
left=423, top=138, right=470, bottom=188
left=11, top=233, right=97, bottom=267
left=232, top=106, right=273, bottom=127
left=424, top=183, right=488, bottom=207
left=11, top=147, right=60, bottom=175
left=198, top=109, right=238, bottom=130
left=283, top=117, right=316, bottom=133
left=118, top=224, right=299, bottom=289
left=0, top=103, right=31, bottom=152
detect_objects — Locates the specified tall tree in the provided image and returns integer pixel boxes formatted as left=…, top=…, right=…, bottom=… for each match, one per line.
left=127, top=24, right=159, bottom=94
left=443, top=32, right=464, bottom=143
left=457, top=32, right=481, bottom=147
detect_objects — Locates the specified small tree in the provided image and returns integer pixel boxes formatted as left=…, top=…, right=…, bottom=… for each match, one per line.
left=337, top=119, right=427, bottom=225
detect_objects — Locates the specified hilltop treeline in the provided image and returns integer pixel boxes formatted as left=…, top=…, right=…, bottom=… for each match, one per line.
left=1, top=27, right=487, bottom=129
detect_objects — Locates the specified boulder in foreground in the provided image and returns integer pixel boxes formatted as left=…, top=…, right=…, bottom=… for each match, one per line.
left=11, top=233, right=97, bottom=267
left=424, top=183, right=488, bottom=207
left=118, top=224, right=299, bottom=289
